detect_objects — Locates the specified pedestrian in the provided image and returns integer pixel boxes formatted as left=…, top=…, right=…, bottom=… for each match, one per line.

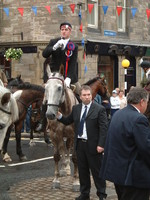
left=110, top=90, right=120, bottom=116
left=118, top=89, right=127, bottom=109
left=36, top=22, right=81, bottom=132
left=100, top=87, right=150, bottom=200
left=21, top=105, right=31, bottom=133
left=57, top=85, right=108, bottom=200
left=0, top=68, right=8, bottom=87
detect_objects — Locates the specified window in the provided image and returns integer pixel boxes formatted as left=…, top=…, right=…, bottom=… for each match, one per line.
left=117, top=0, right=126, bottom=32
left=87, top=0, right=98, bottom=28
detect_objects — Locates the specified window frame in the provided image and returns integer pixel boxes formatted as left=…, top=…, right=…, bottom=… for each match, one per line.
left=117, top=0, right=126, bottom=32
left=87, top=0, right=98, bottom=29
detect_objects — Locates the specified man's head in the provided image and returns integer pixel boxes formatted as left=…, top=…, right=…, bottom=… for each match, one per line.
left=127, top=87, right=149, bottom=114
left=60, top=22, right=72, bottom=39
left=79, top=85, right=92, bottom=105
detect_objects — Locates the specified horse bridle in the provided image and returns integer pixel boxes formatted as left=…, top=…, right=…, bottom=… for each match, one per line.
left=47, top=76, right=64, bottom=107
left=0, top=107, right=11, bottom=115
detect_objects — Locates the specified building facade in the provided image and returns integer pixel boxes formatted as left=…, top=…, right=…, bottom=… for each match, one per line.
left=0, top=0, right=150, bottom=93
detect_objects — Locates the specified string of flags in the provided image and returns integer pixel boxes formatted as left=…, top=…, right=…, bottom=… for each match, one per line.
left=2, top=4, right=150, bottom=20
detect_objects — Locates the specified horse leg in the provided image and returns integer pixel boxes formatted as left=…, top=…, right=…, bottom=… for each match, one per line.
left=72, top=149, right=80, bottom=191
left=44, top=129, right=51, bottom=145
left=29, top=128, right=36, bottom=147
left=2, top=125, right=13, bottom=162
left=65, top=138, right=72, bottom=176
left=52, top=148, right=61, bottom=189
left=15, top=122, right=27, bottom=161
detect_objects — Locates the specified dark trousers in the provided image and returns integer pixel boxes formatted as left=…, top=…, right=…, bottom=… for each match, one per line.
left=115, top=184, right=150, bottom=200
left=76, top=140, right=106, bottom=198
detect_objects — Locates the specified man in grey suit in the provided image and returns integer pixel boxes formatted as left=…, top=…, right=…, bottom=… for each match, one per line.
left=100, top=87, right=150, bottom=200
left=57, top=85, right=108, bottom=200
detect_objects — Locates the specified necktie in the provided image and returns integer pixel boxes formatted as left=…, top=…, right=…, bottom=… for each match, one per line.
left=78, top=106, right=87, bottom=136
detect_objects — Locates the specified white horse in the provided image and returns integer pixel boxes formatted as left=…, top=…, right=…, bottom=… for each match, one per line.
left=0, top=85, right=19, bottom=155
left=44, top=65, right=79, bottom=190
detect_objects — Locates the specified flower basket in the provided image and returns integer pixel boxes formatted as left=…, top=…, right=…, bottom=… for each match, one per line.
left=4, top=48, right=23, bottom=61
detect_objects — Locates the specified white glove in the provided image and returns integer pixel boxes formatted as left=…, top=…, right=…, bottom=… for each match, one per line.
left=64, top=77, right=71, bottom=88
left=53, top=39, right=65, bottom=50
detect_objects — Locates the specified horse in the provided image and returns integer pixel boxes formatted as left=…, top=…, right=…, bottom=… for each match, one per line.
left=44, top=66, right=79, bottom=190
left=44, top=65, right=109, bottom=190
left=143, top=80, right=150, bottom=123
left=2, top=83, right=51, bottom=162
left=0, top=86, right=19, bottom=154
left=7, top=75, right=24, bottom=92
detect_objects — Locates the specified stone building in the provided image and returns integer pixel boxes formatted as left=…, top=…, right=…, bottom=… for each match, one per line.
left=0, top=0, right=150, bottom=93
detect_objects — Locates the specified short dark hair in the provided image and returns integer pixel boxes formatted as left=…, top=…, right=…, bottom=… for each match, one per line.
left=79, top=85, right=92, bottom=95
left=127, top=87, right=149, bottom=104
left=60, top=22, right=72, bottom=29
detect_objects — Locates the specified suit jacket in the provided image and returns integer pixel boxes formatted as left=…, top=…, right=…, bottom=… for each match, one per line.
left=100, top=104, right=150, bottom=188
left=42, top=37, right=78, bottom=84
left=58, top=102, right=108, bottom=154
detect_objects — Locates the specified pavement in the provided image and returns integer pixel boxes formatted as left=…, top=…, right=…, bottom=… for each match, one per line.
left=8, top=176, right=117, bottom=200
left=8, top=132, right=117, bottom=200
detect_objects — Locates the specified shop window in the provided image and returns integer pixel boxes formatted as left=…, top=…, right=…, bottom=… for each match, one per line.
left=87, top=0, right=98, bottom=28
left=117, top=0, right=126, bottom=32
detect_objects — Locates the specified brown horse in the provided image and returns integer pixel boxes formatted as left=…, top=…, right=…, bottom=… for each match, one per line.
left=144, top=80, right=150, bottom=123
left=2, top=83, right=50, bottom=162
left=44, top=65, right=108, bottom=190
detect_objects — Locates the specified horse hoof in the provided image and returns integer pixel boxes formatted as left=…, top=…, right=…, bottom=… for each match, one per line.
left=72, top=181, right=80, bottom=192
left=19, top=155, right=27, bottom=161
left=45, top=139, right=51, bottom=144
left=29, top=142, right=36, bottom=147
left=60, top=169, right=67, bottom=177
left=3, top=153, right=12, bottom=162
left=51, top=180, right=60, bottom=189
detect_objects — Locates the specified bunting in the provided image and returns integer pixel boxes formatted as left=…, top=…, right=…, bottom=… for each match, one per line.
left=116, top=6, right=123, bottom=16
left=146, top=9, right=150, bottom=20
left=102, top=6, right=108, bottom=15
left=18, top=8, right=24, bottom=16
left=45, top=6, right=51, bottom=15
left=70, top=4, right=75, bottom=14
left=32, top=6, right=37, bottom=16
left=131, top=8, right=137, bottom=17
left=3, top=8, right=9, bottom=17
left=58, top=4, right=63, bottom=14
left=88, top=4, right=94, bottom=14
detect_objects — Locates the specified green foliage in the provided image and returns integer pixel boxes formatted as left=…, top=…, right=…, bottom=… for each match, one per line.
left=4, top=48, right=23, bottom=61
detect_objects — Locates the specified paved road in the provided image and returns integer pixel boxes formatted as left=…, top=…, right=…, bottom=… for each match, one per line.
left=0, top=136, right=117, bottom=200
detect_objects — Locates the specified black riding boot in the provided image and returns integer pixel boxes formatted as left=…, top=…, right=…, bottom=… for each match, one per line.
left=36, top=104, right=47, bottom=132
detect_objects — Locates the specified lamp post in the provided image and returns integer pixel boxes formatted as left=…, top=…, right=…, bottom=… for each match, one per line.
left=122, top=59, right=130, bottom=96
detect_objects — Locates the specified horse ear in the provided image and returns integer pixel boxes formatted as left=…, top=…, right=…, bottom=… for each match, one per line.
left=1, top=93, right=11, bottom=105
left=59, top=64, right=64, bottom=76
left=18, top=74, right=21, bottom=79
left=46, top=64, right=52, bottom=78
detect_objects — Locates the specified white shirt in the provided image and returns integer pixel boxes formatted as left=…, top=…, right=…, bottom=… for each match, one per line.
left=78, top=102, right=92, bottom=140
left=110, top=96, right=120, bottom=109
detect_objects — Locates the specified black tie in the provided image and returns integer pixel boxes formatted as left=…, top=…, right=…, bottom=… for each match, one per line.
left=78, top=106, right=87, bottom=136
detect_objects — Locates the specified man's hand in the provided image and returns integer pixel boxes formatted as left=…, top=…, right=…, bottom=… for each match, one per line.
left=97, top=146, right=104, bottom=153
left=53, top=39, right=66, bottom=50
left=56, top=111, right=62, bottom=119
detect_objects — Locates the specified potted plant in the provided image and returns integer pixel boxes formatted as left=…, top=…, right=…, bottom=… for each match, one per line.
left=4, top=48, right=23, bottom=61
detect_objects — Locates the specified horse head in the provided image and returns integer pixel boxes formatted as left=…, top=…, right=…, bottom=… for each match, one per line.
left=45, top=65, right=65, bottom=120
left=0, top=86, right=19, bottom=150
left=7, top=75, right=24, bottom=87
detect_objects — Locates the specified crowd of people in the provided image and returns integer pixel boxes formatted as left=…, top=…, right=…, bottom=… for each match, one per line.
left=1, top=21, right=150, bottom=200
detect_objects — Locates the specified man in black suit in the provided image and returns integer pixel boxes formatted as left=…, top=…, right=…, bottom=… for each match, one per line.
left=36, top=22, right=80, bottom=132
left=100, top=87, right=150, bottom=200
left=57, top=85, right=108, bottom=200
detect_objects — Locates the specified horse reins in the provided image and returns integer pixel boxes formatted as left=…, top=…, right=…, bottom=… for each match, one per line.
left=0, top=107, right=11, bottom=115
left=47, top=76, right=64, bottom=107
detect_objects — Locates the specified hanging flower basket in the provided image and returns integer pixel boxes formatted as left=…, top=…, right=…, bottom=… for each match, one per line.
left=4, top=48, right=23, bottom=61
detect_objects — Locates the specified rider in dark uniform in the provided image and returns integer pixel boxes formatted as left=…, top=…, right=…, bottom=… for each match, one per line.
left=36, top=22, right=80, bottom=132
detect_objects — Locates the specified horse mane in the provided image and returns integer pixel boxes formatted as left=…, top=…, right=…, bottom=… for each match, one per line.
left=17, top=83, right=45, bottom=93
left=84, top=77, right=100, bottom=85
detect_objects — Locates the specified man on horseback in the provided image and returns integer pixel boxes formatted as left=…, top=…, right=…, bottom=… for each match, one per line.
left=36, top=22, right=81, bottom=132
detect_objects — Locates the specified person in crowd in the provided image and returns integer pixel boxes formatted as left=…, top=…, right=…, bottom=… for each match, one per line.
left=36, top=22, right=80, bottom=132
left=110, top=90, right=120, bottom=117
left=100, top=87, right=150, bottom=200
left=115, top=87, right=120, bottom=95
left=118, top=89, right=127, bottom=109
left=94, top=94, right=102, bottom=105
left=21, top=105, right=31, bottom=133
left=0, top=68, right=8, bottom=87
left=57, top=85, right=108, bottom=200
